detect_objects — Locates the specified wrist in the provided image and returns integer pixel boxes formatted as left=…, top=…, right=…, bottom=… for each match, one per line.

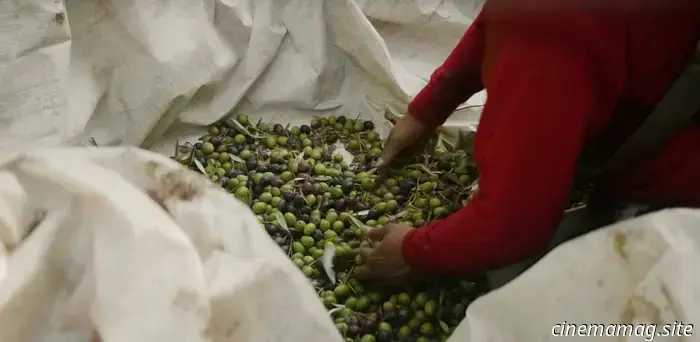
left=401, top=226, right=434, bottom=272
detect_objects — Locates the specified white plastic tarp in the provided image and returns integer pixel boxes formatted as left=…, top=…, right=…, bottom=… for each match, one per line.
left=0, top=0, right=483, bottom=154
left=3, top=1, right=698, bottom=342
left=0, top=147, right=342, bottom=342
left=1, top=146, right=699, bottom=342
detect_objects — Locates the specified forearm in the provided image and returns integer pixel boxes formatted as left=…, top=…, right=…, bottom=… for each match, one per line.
left=401, top=6, right=621, bottom=275
left=408, top=12, right=486, bottom=127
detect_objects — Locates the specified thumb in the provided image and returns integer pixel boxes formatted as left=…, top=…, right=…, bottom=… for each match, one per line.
left=363, top=225, right=391, bottom=241
left=353, top=264, right=374, bottom=280
left=377, top=146, right=399, bottom=168
left=377, top=130, right=403, bottom=167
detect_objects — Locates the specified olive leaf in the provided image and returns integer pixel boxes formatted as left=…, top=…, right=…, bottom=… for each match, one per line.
left=356, top=210, right=370, bottom=216
left=327, top=304, right=345, bottom=315
left=439, top=320, right=450, bottom=333
left=349, top=215, right=371, bottom=231
left=229, top=154, right=245, bottom=164
left=231, top=119, right=264, bottom=139
left=275, top=211, right=289, bottom=231
left=177, top=144, right=192, bottom=155
left=390, top=211, right=408, bottom=220
left=193, top=159, right=207, bottom=174
left=296, top=151, right=305, bottom=162
left=365, top=167, right=377, bottom=176
left=312, top=176, right=332, bottom=181
left=407, top=163, right=439, bottom=176
left=321, top=245, right=337, bottom=284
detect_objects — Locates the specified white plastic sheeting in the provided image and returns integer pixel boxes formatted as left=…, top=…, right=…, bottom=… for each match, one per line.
left=357, top=0, right=486, bottom=132
left=456, top=208, right=700, bottom=342
left=0, top=147, right=342, bottom=342
left=0, top=0, right=483, bottom=154
left=3, top=1, right=698, bottom=342
left=0, top=146, right=698, bottom=342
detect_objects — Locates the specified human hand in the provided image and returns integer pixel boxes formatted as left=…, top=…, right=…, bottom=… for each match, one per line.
left=376, top=114, right=432, bottom=168
left=354, top=224, right=415, bottom=285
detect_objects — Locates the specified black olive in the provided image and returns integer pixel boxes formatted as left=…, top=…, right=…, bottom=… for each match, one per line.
left=246, top=159, right=258, bottom=171
left=277, top=199, right=287, bottom=211
left=260, top=175, right=272, bottom=187
left=312, top=183, right=323, bottom=194
left=283, top=191, right=295, bottom=202
left=301, top=182, right=314, bottom=194
left=300, top=125, right=311, bottom=134
left=293, top=194, right=305, bottom=208
left=327, top=133, right=339, bottom=143
left=320, top=200, right=334, bottom=212
left=312, top=229, right=324, bottom=241
left=341, top=179, right=354, bottom=194
left=271, top=177, right=285, bottom=188
left=253, top=184, right=263, bottom=195
left=298, top=161, right=310, bottom=173
left=300, top=206, right=312, bottom=215
left=344, top=198, right=356, bottom=211
left=228, top=146, right=239, bottom=155
left=217, top=176, right=229, bottom=185
left=285, top=204, right=296, bottom=213
left=343, top=229, right=355, bottom=238
left=334, top=199, right=346, bottom=211
left=245, top=136, right=254, bottom=144
left=198, top=157, right=207, bottom=165
left=273, top=123, right=285, bottom=135
left=395, top=194, right=408, bottom=204
left=366, top=208, right=380, bottom=220
left=364, top=121, right=375, bottom=130
left=299, top=213, right=310, bottom=222
left=337, top=116, right=346, bottom=124
left=399, top=179, right=416, bottom=191
left=256, top=164, right=268, bottom=172
left=265, top=224, right=278, bottom=235
left=321, top=152, right=332, bottom=161
left=210, top=137, right=221, bottom=146
left=194, top=142, right=202, bottom=149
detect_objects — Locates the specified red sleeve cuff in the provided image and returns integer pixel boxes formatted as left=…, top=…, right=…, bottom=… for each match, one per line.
left=401, top=221, right=444, bottom=272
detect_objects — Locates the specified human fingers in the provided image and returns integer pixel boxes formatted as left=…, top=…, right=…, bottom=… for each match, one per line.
left=362, top=225, right=391, bottom=241
left=353, top=264, right=375, bottom=280
left=354, top=247, right=377, bottom=280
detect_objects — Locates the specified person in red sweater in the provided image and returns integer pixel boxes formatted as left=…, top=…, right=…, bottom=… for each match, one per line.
left=354, top=1, right=700, bottom=284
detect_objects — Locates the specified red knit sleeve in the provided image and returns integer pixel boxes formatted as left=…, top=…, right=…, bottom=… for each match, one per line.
left=402, top=9, right=624, bottom=275
left=407, top=12, right=486, bottom=127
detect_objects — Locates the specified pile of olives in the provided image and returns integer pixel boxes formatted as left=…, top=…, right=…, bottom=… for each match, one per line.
left=170, top=114, right=491, bottom=341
